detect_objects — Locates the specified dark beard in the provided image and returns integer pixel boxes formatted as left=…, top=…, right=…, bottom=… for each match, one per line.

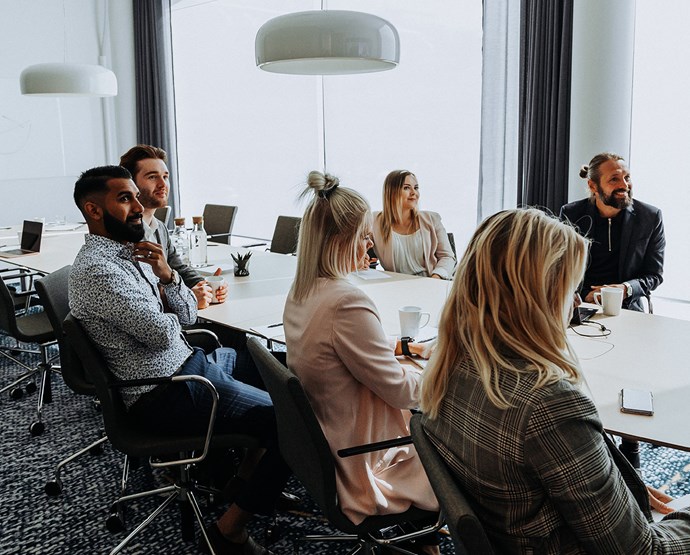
left=597, top=184, right=632, bottom=210
left=103, top=210, right=145, bottom=242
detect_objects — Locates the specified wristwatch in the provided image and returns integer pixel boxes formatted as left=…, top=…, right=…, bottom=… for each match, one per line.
left=623, top=282, right=633, bottom=298
left=163, top=269, right=180, bottom=287
left=401, top=336, right=415, bottom=357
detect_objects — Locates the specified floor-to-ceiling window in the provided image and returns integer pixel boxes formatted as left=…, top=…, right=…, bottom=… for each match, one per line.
left=171, top=1, right=482, bottom=250
left=631, top=0, right=690, bottom=316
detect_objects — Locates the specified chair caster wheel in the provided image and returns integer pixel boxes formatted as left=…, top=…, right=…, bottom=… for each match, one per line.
left=25, top=382, right=37, bottom=394
left=30, top=421, right=45, bottom=436
left=265, top=523, right=282, bottom=545
left=106, top=503, right=126, bottom=533
left=45, top=479, right=63, bottom=496
left=9, top=387, right=23, bottom=400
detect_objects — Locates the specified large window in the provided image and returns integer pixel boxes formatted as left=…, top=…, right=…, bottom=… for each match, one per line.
left=631, top=0, right=690, bottom=306
left=171, top=1, right=482, bottom=250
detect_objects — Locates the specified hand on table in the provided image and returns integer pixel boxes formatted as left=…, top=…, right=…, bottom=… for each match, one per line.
left=211, top=267, right=228, bottom=304
left=585, top=283, right=627, bottom=303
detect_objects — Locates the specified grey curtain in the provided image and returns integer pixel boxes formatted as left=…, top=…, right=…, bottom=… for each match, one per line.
left=517, top=0, right=573, bottom=214
left=477, top=0, right=521, bottom=222
left=133, top=0, right=180, bottom=221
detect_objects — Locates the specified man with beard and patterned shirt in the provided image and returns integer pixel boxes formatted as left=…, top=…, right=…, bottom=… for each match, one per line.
left=68, top=165, right=288, bottom=554
left=559, top=153, right=665, bottom=313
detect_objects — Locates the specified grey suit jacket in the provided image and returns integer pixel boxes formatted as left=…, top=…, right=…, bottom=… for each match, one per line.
left=559, top=198, right=665, bottom=311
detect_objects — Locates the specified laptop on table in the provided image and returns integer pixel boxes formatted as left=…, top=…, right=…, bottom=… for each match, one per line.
left=0, top=220, right=43, bottom=258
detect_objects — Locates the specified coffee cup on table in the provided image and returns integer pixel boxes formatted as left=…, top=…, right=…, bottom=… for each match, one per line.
left=593, top=286, right=624, bottom=316
left=399, top=305, right=431, bottom=338
left=205, top=275, right=226, bottom=304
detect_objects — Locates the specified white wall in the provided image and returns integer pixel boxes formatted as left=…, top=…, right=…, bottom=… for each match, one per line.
left=0, top=0, right=136, bottom=225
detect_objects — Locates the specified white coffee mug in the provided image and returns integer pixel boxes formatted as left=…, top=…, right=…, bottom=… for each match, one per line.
left=399, top=305, right=431, bottom=338
left=205, top=275, right=226, bottom=304
left=593, top=286, right=624, bottom=316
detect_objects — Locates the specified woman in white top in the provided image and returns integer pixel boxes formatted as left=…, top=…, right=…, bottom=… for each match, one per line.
left=372, top=170, right=455, bottom=279
left=283, top=171, right=439, bottom=554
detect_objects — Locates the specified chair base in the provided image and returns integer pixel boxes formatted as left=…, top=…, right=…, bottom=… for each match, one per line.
left=296, top=519, right=444, bottom=555
left=106, top=461, right=220, bottom=555
left=45, top=434, right=109, bottom=496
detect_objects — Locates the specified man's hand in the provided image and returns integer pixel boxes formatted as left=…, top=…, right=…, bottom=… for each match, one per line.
left=191, top=281, right=213, bottom=309
left=132, top=241, right=173, bottom=283
left=586, top=283, right=627, bottom=303
left=211, top=267, right=228, bottom=304
left=647, top=485, right=674, bottom=515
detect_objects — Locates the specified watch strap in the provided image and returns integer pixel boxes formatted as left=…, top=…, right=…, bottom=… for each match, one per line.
left=401, top=336, right=414, bottom=357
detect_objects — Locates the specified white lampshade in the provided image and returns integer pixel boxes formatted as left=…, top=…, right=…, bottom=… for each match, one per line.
left=256, top=10, right=400, bottom=75
left=20, top=63, right=118, bottom=97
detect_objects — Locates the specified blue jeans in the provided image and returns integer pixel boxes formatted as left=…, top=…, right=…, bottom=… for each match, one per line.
left=130, top=347, right=290, bottom=515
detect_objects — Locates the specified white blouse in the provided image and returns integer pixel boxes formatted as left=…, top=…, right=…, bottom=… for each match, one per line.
left=391, top=230, right=427, bottom=277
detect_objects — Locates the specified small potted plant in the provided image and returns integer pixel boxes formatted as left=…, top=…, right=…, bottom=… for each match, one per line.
left=231, top=251, right=252, bottom=276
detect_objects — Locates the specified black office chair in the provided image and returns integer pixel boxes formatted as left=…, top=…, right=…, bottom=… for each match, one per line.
left=0, top=271, right=58, bottom=435
left=35, top=266, right=109, bottom=496
left=246, top=337, right=442, bottom=554
left=446, top=232, right=457, bottom=258
left=410, top=414, right=495, bottom=555
left=63, top=313, right=261, bottom=554
left=202, top=204, right=237, bottom=244
left=268, top=216, right=301, bottom=255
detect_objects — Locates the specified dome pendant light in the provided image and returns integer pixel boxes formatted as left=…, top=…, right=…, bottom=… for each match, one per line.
left=255, top=10, right=400, bottom=75
left=20, top=0, right=117, bottom=97
left=20, top=62, right=117, bottom=97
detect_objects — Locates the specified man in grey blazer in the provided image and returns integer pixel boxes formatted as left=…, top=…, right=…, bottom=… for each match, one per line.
left=559, top=152, right=665, bottom=313
left=119, top=145, right=227, bottom=309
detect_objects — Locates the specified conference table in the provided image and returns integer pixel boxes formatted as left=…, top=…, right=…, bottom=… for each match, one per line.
left=4, top=230, right=690, bottom=453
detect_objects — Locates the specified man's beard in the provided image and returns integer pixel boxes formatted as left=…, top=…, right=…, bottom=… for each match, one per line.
left=103, top=210, right=145, bottom=242
left=138, top=188, right=168, bottom=209
left=597, top=183, right=632, bottom=210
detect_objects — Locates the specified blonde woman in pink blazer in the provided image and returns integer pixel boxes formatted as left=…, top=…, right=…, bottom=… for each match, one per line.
left=283, top=171, right=439, bottom=554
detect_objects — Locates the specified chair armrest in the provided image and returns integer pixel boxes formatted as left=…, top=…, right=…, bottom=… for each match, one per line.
left=183, top=328, right=221, bottom=352
left=110, top=374, right=219, bottom=468
left=337, top=435, right=412, bottom=458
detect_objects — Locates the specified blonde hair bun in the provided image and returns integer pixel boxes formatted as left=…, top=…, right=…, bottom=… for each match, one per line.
left=307, top=170, right=340, bottom=197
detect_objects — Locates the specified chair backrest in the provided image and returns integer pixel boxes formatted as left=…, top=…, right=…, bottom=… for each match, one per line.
left=153, top=206, right=171, bottom=228
left=62, top=313, right=136, bottom=449
left=410, top=414, right=495, bottom=555
left=202, top=204, right=238, bottom=244
left=269, top=216, right=301, bottom=255
left=447, top=231, right=457, bottom=258
left=35, top=265, right=95, bottom=396
left=0, top=276, right=18, bottom=335
left=246, top=337, right=357, bottom=532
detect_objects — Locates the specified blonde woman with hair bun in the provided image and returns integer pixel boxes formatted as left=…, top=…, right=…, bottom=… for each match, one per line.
left=284, top=171, right=440, bottom=553
left=420, top=208, right=690, bottom=553
left=372, top=170, right=455, bottom=279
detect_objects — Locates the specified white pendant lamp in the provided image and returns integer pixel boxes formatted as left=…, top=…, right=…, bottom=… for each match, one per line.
left=20, top=62, right=117, bottom=97
left=255, top=10, right=400, bottom=75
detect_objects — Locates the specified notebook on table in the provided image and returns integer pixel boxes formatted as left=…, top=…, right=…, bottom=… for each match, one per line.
left=0, top=220, right=43, bottom=258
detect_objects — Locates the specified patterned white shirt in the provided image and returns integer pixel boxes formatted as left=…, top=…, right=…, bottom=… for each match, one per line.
left=69, top=234, right=197, bottom=407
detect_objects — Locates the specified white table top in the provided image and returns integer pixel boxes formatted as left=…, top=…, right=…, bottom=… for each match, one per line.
left=569, top=309, right=690, bottom=451
left=7, top=230, right=688, bottom=451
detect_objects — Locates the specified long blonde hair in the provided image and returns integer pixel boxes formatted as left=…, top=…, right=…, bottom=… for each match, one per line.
left=420, top=208, right=587, bottom=416
left=377, top=170, right=420, bottom=242
left=291, top=171, right=370, bottom=302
